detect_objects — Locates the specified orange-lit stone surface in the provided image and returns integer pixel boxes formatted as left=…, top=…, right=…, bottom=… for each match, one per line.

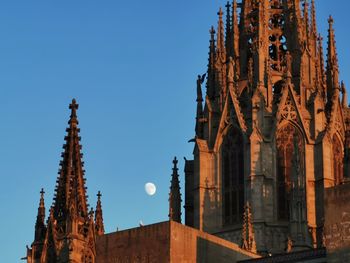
left=324, top=184, right=350, bottom=262
left=96, top=221, right=259, bottom=263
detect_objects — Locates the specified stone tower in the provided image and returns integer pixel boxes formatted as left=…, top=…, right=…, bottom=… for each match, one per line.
left=184, top=0, right=350, bottom=254
left=26, top=99, right=104, bottom=263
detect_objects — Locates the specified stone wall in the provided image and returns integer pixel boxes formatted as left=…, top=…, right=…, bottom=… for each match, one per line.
left=170, top=221, right=258, bottom=262
left=95, top=221, right=260, bottom=263
left=324, top=183, right=350, bottom=262
left=96, top=222, right=170, bottom=263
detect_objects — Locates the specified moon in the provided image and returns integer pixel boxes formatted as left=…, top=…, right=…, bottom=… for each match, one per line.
left=145, top=182, right=156, bottom=196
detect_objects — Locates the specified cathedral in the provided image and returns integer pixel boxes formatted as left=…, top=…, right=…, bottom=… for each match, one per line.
left=26, top=0, right=350, bottom=262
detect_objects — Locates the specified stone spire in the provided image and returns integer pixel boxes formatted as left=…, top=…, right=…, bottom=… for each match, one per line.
left=288, top=135, right=313, bottom=251
left=225, top=2, right=231, bottom=54
left=169, top=157, right=182, bottom=223
left=34, top=188, right=47, bottom=242
left=95, top=191, right=105, bottom=236
left=29, top=99, right=96, bottom=263
left=28, top=189, right=47, bottom=262
left=241, top=202, right=257, bottom=253
left=231, top=0, right=239, bottom=61
left=216, top=7, right=226, bottom=62
left=326, top=16, right=340, bottom=99
left=53, top=98, right=89, bottom=222
left=206, top=26, right=216, bottom=99
left=216, top=7, right=227, bottom=103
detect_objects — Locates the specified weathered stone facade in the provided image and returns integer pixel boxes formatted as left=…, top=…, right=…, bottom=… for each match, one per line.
left=185, top=0, right=350, bottom=256
left=324, top=184, right=350, bottom=261
left=26, top=0, right=350, bottom=262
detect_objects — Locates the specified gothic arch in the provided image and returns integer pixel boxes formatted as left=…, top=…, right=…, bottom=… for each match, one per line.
left=332, top=133, right=344, bottom=185
left=276, top=122, right=304, bottom=220
left=221, top=127, right=245, bottom=226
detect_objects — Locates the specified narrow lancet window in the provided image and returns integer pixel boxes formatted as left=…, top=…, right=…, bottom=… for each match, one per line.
left=222, top=128, right=244, bottom=225
left=276, top=124, right=303, bottom=220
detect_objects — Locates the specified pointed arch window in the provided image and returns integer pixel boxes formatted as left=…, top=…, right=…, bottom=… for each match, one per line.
left=333, top=135, right=344, bottom=185
left=276, top=124, right=303, bottom=220
left=222, top=128, right=244, bottom=225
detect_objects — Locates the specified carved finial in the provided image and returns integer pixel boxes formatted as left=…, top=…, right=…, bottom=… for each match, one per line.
left=218, top=7, right=223, bottom=19
left=328, top=15, right=334, bottom=25
left=40, top=188, right=45, bottom=206
left=173, top=156, right=178, bottom=169
left=69, top=98, right=79, bottom=125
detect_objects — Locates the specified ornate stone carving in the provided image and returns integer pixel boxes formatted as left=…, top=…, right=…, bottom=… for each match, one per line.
left=281, top=96, right=298, bottom=122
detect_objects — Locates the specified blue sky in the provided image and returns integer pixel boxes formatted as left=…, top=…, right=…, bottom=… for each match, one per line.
left=0, top=1, right=349, bottom=262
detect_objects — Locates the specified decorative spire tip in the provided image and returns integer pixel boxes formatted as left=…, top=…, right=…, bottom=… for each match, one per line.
left=173, top=157, right=178, bottom=168
left=328, top=15, right=334, bottom=25
left=218, top=7, right=223, bottom=17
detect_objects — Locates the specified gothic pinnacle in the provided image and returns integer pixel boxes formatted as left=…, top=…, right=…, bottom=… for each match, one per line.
left=40, top=188, right=45, bottom=209
left=95, top=191, right=105, bottom=236
left=34, top=188, right=47, bottom=242
left=318, top=34, right=325, bottom=83
left=216, top=7, right=226, bottom=60
left=231, top=0, right=239, bottom=59
left=310, top=0, right=317, bottom=36
left=206, top=26, right=216, bottom=99
left=53, top=99, right=89, bottom=221
left=326, top=15, right=340, bottom=95
left=225, top=1, right=231, bottom=53
left=169, top=157, right=182, bottom=223
left=303, top=0, right=310, bottom=35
